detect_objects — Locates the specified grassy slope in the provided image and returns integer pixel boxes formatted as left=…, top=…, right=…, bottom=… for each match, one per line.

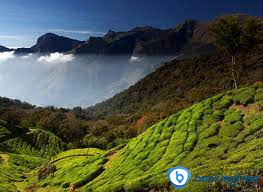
left=19, top=84, right=263, bottom=192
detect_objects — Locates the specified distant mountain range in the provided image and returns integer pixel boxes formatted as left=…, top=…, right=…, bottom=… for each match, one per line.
left=0, top=14, right=260, bottom=57
left=0, top=19, right=215, bottom=56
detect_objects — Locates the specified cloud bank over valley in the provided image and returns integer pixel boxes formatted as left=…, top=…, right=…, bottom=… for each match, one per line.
left=0, top=52, right=169, bottom=107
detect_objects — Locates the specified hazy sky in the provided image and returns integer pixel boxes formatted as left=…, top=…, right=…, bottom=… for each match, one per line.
left=0, top=0, right=262, bottom=47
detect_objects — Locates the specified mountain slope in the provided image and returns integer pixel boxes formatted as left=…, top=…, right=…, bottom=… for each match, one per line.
left=84, top=44, right=263, bottom=119
left=17, top=85, right=263, bottom=192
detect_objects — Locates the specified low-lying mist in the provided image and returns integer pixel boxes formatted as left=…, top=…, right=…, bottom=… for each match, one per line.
left=0, top=52, right=170, bottom=108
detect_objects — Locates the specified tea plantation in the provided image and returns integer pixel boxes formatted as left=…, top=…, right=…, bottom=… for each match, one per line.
left=82, top=85, right=263, bottom=192
left=1, top=84, right=263, bottom=191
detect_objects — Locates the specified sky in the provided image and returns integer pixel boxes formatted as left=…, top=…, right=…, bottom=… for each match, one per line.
left=0, top=0, right=262, bottom=48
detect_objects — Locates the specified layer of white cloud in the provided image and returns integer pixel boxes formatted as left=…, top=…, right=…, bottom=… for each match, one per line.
left=0, top=51, right=15, bottom=62
left=38, top=53, right=74, bottom=64
left=0, top=53, right=167, bottom=107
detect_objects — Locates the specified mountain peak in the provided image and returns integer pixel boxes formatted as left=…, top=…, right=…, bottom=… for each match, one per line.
left=41, top=32, right=59, bottom=37
left=36, top=33, right=78, bottom=43
left=15, top=33, right=84, bottom=54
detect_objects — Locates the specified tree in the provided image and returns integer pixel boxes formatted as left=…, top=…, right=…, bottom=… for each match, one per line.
left=210, top=15, right=261, bottom=89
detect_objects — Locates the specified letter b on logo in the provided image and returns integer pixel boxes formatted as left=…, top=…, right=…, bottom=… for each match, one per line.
left=176, top=171, right=184, bottom=183
left=167, top=167, right=191, bottom=190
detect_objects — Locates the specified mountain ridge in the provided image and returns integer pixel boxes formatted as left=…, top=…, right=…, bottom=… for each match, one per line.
left=70, top=19, right=214, bottom=56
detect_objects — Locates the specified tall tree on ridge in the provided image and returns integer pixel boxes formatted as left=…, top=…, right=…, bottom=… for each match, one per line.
left=210, top=15, right=262, bottom=89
